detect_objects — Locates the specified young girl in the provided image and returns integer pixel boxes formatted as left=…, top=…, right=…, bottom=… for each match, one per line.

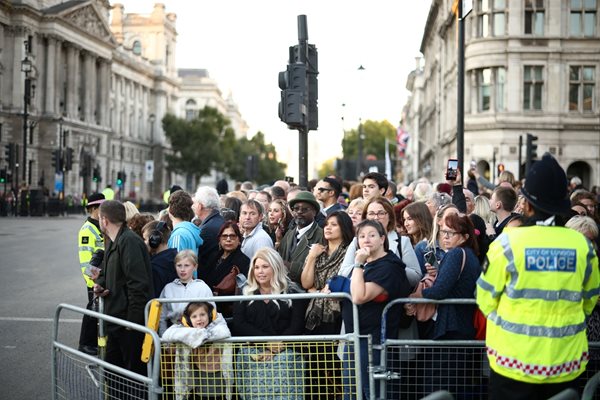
left=159, top=250, right=213, bottom=334
left=184, top=302, right=227, bottom=400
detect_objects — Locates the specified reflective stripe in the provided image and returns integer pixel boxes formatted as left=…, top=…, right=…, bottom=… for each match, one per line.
left=500, top=235, right=518, bottom=288
left=489, top=311, right=587, bottom=337
left=488, top=347, right=588, bottom=377
left=583, top=287, right=600, bottom=299
left=79, top=246, right=95, bottom=253
left=504, top=286, right=582, bottom=302
left=477, top=276, right=501, bottom=298
left=584, top=240, right=595, bottom=285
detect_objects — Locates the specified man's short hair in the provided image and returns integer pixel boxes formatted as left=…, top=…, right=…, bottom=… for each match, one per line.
left=194, top=186, right=220, bottom=210
left=257, top=190, right=272, bottom=203
left=99, top=200, right=126, bottom=224
left=322, top=177, right=342, bottom=197
left=169, top=190, right=194, bottom=221
left=270, top=185, right=286, bottom=200
left=242, top=199, right=264, bottom=215
left=362, top=172, right=388, bottom=194
left=494, top=186, right=518, bottom=212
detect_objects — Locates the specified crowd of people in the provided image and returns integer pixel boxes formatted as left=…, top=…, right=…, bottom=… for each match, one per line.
left=75, top=158, right=600, bottom=399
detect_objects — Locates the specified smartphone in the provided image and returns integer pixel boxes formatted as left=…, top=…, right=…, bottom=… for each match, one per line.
left=446, top=158, right=459, bottom=181
left=470, top=160, right=477, bottom=169
left=424, top=251, right=438, bottom=268
left=284, top=176, right=294, bottom=183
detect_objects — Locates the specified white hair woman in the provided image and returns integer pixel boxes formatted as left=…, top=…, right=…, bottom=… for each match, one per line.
left=231, top=247, right=306, bottom=400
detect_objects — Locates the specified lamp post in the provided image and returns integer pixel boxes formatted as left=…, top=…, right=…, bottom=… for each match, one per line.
left=356, top=65, right=366, bottom=179
left=21, top=56, right=32, bottom=185
left=148, top=114, right=156, bottom=201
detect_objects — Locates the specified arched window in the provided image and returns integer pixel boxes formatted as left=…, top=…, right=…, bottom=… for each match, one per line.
left=132, top=40, right=142, bottom=55
left=185, top=99, right=198, bottom=121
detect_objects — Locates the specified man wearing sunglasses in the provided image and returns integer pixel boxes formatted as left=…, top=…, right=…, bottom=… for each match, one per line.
left=315, top=177, right=345, bottom=217
left=278, top=191, right=324, bottom=284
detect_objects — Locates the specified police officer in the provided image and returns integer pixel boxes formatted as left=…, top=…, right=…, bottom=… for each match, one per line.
left=77, top=192, right=105, bottom=355
left=477, top=153, right=600, bottom=399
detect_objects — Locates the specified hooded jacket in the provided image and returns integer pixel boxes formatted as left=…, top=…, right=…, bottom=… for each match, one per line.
left=168, top=221, right=203, bottom=252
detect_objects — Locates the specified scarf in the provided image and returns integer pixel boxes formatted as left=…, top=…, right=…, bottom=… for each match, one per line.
left=305, top=243, right=349, bottom=331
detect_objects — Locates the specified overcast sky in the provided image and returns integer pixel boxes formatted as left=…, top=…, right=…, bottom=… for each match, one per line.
left=114, top=1, right=432, bottom=178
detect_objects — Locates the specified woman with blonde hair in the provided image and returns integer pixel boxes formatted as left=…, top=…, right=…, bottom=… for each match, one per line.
left=473, top=195, right=496, bottom=237
left=231, top=247, right=306, bottom=400
left=346, top=197, right=366, bottom=228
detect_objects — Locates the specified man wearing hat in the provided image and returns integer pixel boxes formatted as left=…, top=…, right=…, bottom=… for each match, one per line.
left=278, top=191, right=324, bottom=284
left=476, top=153, right=600, bottom=399
left=77, top=192, right=105, bottom=355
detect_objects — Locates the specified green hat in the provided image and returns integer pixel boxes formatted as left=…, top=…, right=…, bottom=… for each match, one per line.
left=289, top=191, right=320, bottom=213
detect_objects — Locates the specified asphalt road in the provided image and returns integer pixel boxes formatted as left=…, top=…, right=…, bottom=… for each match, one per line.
left=0, top=215, right=87, bottom=400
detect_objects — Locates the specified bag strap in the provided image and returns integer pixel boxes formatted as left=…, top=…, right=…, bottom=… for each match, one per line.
left=459, top=247, right=466, bottom=276
left=396, top=234, right=403, bottom=261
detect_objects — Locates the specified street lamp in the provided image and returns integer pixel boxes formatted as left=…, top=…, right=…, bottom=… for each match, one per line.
left=356, top=65, right=366, bottom=179
left=21, top=56, right=32, bottom=186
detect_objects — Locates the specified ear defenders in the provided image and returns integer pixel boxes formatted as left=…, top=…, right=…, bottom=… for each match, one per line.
left=149, top=221, right=166, bottom=249
left=181, top=302, right=217, bottom=327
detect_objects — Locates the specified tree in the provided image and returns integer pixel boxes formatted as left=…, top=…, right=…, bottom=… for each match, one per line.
left=341, top=119, right=397, bottom=161
left=317, top=158, right=336, bottom=178
left=224, top=132, right=287, bottom=184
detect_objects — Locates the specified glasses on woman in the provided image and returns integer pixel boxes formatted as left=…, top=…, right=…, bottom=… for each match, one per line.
left=367, top=211, right=388, bottom=218
left=220, top=234, right=238, bottom=240
left=440, top=229, right=459, bottom=238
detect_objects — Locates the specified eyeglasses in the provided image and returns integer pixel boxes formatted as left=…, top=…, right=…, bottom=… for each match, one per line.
left=292, top=206, right=313, bottom=214
left=440, top=229, right=459, bottom=238
left=367, top=211, right=388, bottom=218
left=220, top=234, right=238, bottom=240
left=316, top=187, right=332, bottom=192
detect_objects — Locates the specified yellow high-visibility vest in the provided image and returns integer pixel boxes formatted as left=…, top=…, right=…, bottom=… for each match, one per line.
left=102, top=187, right=115, bottom=200
left=78, top=219, right=104, bottom=288
left=477, top=225, right=600, bottom=384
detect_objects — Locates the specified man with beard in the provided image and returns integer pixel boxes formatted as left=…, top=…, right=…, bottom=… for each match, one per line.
left=278, top=191, right=324, bottom=284
left=93, top=200, right=152, bottom=393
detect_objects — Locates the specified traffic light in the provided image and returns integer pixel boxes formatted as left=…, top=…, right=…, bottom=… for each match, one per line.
left=116, top=171, right=123, bottom=187
left=51, top=149, right=62, bottom=173
left=93, top=166, right=101, bottom=183
left=4, top=143, right=15, bottom=168
left=0, top=168, right=6, bottom=183
left=525, top=133, right=538, bottom=173
left=65, top=147, right=74, bottom=171
left=306, top=44, right=318, bottom=131
left=278, top=45, right=308, bottom=129
left=497, top=163, right=505, bottom=177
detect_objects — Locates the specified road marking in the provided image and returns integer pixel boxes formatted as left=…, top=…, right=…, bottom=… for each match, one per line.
left=0, top=317, right=80, bottom=323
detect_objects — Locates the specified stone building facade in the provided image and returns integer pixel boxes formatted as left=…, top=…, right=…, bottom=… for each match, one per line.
left=403, top=0, right=600, bottom=189
left=0, top=1, right=246, bottom=203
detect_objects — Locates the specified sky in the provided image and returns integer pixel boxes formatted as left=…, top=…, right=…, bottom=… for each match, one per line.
left=114, top=1, right=432, bottom=179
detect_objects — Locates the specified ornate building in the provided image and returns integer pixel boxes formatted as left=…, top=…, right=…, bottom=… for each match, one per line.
left=403, top=0, right=600, bottom=188
left=0, top=1, right=244, bottom=203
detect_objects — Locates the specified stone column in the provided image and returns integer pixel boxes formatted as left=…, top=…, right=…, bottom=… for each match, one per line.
left=84, top=52, right=95, bottom=123
left=66, top=45, right=78, bottom=118
left=44, top=36, right=56, bottom=114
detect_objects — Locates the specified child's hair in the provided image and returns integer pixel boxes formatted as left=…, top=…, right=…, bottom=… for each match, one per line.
left=183, top=301, right=215, bottom=326
left=175, top=249, right=198, bottom=266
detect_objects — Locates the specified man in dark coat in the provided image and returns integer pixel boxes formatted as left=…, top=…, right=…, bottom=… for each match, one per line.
left=94, top=200, right=152, bottom=384
left=193, top=186, right=225, bottom=272
left=278, top=191, right=324, bottom=284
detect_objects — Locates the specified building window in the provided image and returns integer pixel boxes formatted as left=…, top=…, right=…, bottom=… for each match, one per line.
left=496, top=67, right=506, bottom=110
left=570, top=0, right=597, bottom=37
left=478, top=69, right=492, bottom=111
left=569, top=66, right=595, bottom=111
left=525, top=0, right=545, bottom=35
left=477, top=0, right=508, bottom=37
left=523, top=66, right=544, bottom=110
left=132, top=40, right=142, bottom=55
left=185, top=99, right=197, bottom=121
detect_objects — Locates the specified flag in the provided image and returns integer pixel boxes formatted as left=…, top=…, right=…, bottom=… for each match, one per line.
left=397, top=127, right=410, bottom=158
left=385, top=137, right=392, bottom=179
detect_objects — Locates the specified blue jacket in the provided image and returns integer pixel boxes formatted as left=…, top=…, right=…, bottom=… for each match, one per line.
left=168, top=221, right=203, bottom=252
left=197, top=209, right=225, bottom=271
left=150, top=248, right=178, bottom=298
left=421, top=246, right=481, bottom=339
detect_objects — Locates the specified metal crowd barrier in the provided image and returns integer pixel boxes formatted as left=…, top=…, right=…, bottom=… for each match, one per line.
left=145, top=293, right=364, bottom=399
left=378, top=297, right=600, bottom=400
left=52, top=303, right=162, bottom=400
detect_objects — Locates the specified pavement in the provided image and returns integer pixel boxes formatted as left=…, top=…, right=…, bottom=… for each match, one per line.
left=0, top=215, right=87, bottom=400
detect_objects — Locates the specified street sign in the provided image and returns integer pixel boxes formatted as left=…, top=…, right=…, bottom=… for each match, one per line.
left=463, top=0, right=473, bottom=17
left=145, top=160, right=154, bottom=183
